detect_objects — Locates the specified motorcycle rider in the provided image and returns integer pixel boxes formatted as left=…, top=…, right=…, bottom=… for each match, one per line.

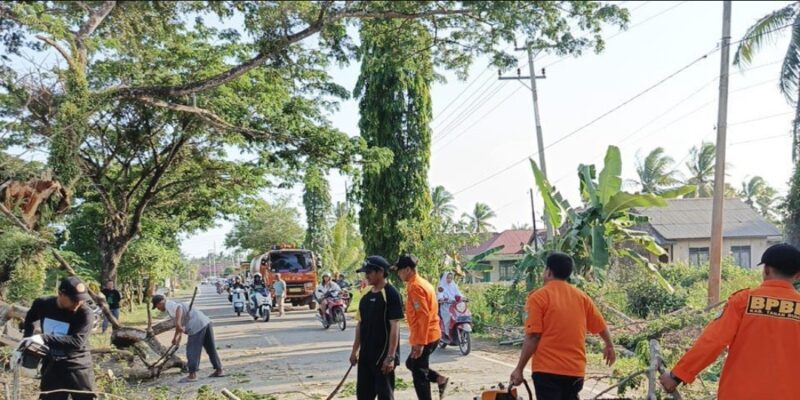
left=249, top=273, right=269, bottom=320
left=228, top=276, right=247, bottom=303
left=316, top=272, right=341, bottom=320
left=437, top=271, right=462, bottom=340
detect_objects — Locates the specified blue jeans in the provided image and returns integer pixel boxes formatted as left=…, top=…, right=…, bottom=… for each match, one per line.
left=102, top=308, right=120, bottom=333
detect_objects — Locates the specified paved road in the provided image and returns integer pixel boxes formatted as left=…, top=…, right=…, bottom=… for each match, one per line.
left=148, top=284, right=614, bottom=399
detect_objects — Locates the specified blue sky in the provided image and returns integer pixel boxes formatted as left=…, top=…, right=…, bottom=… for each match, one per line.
left=183, top=1, right=796, bottom=258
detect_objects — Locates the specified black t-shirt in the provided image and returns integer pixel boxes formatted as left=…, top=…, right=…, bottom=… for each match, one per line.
left=101, top=288, right=122, bottom=310
left=23, top=296, right=93, bottom=369
left=358, top=283, right=404, bottom=366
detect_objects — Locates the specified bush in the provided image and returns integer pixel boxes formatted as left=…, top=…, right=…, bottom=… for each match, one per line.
left=462, top=282, right=524, bottom=333
left=626, top=275, right=687, bottom=318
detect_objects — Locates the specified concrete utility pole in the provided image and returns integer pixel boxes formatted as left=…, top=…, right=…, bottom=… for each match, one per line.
left=708, top=0, right=732, bottom=306
left=499, top=43, right=553, bottom=239
left=529, top=188, right=539, bottom=252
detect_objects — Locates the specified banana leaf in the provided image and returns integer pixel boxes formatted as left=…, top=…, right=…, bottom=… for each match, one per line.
left=598, top=146, right=622, bottom=205
left=463, top=245, right=504, bottom=271
left=659, top=185, right=697, bottom=199
left=590, top=224, right=609, bottom=269
left=618, top=248, right=674, bottom=293
left=531, top=159, right=565, bottom=231
left=603, top=192, right=667, bottom=217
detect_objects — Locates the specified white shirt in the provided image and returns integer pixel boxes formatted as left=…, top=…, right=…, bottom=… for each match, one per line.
left=165, top=300, right=210, bottom=336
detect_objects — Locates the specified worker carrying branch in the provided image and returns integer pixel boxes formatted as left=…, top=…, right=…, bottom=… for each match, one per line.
left=660, top=243, right=800, bottom=399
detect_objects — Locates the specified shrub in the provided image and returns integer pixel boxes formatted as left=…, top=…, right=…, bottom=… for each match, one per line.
left=626, top=275, right=687, bottom=318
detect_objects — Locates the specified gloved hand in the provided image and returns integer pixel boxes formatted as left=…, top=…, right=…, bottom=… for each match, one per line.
left=18, top=334, right=44, bottom=350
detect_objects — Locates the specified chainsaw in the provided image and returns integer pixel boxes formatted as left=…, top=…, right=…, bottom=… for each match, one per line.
left=475, top=380, right=532, bottom=400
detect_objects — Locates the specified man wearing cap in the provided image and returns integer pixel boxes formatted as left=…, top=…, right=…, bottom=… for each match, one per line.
left=152, top=294, right=223, bottom=382
left=350, top=256, right=404, bottom=400
left=23, top=276, right=96, bottom=400
left=659, top=243, right=800, bottom=399
left=393, top=254, right=449, bottom=400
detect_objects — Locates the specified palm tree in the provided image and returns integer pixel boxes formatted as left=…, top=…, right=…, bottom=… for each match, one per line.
left=431, top=185, right=456, bottom=220
left=740, top=176, right=781, bottom=222
left=685, top=142, right=716, bottom=198
left=634, top=147, right=681, bottom=194
left=463, top=202, right=496, bottom=233
left=734, top=2, right=800, bottom=161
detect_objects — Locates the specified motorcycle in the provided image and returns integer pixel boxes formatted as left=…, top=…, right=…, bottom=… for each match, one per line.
left=230, top=288, right=247, bottom=316
left=438, top=295, right=473, bottom=356
left=216, top=283, right=225, bottom=295
left=248, top=290, right=272, bottom=322
left=317, top=291, right=347, bottom=331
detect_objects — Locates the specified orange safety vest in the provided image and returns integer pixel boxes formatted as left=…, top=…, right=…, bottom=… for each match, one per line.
left=672, top=280, right=800, bottom=399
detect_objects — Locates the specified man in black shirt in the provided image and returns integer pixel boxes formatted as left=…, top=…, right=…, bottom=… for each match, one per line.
left=350, top=256, right=404, bottom=400
left=23, top=276, right=95, bottom=400
left=100, top=280, right=121, bottom=333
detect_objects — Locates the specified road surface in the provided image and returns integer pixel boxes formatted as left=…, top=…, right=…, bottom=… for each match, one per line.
left=147, top=284, right=616, bottom=399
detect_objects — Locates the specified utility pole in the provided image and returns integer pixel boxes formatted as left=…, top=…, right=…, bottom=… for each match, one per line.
left=212, top=242, right=217, bottom=278
left=529, top=189, right=539, bottom=252
left=708, top=0, right=732, bottom=306
left=499, top=43, right=553, bottom=239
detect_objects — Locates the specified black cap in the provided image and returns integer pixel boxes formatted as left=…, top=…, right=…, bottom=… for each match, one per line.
left=151, top=294, right=166, bottom=309
left=759, top=243, right=800, bottom=276
left=391, top=254, right=418, bottom=271
left=356, top=256, right=391, bottom=273
left=58, top=276, right=92, bottom=302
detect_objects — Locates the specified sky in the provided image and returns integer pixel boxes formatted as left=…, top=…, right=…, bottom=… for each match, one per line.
left=12, top=1, right=787, bottom=259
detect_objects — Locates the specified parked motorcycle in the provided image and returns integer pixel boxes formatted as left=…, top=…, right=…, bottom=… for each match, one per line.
left=230, top=288, right=247, bottom=316
left=318, top=291, right=347, bottom=331
left=248, top=290, right=272, bottom=322
left=438, top=296, right=473, bottom=355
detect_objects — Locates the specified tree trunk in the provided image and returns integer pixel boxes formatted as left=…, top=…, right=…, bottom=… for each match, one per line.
left=137, top=276, right=144, bottom=304
left=794, top=84, right=800, bottom=162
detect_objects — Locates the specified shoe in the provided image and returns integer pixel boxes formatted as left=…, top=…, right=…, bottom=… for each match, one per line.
left=179, top=376, right=198, bottom=383
left=438, top=377, right=449, bottom=399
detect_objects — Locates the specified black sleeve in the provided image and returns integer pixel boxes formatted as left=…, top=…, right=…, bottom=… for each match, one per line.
left=114, top=290, right=122, bottom=301
left=385, top=286, right=404, bottom=321
left=42, top=306, right=92, bottom=351
left=23, top=298, right=42, bottom=337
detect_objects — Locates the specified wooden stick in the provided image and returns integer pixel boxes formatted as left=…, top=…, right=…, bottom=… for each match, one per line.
left=221, top=388, right=241, bottom=400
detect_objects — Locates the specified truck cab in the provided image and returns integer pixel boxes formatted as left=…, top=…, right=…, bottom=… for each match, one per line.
left=251, top=246, right=318, bottom=310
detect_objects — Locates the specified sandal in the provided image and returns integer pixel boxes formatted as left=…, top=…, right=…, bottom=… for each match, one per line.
left=179, top=376, right=198, bottom=383
left=208, top=371, right=226, bottom=378
left=438, top=376, right=450, bottom=399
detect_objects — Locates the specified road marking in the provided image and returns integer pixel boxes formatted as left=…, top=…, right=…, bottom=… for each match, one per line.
left=468, top=352, right=517, bottom=369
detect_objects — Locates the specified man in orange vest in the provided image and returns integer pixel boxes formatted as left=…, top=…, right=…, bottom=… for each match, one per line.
left=393, top=254, right=450, bottom=400
left=510, top=252, right=615, bottom=399
left=659, top=243, right=800, bottom=399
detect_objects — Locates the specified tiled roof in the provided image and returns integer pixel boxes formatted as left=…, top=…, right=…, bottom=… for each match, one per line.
left=463, top=229, right=542, bottom=256
left=633, top=198, right=781, bottom=241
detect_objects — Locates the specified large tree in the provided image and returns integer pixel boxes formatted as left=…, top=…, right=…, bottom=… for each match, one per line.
left=431, top=185, right=456, bottom=221
left=224, top=198, right=305, bottom=256
left=739, top=176, right=781, bottom=223
left=464, top=202, right=496, bottom=234
left=303, top=165, right=332, bottom=256
left=356, top=19, right=435, bottom=260
left=322, top=203, right=364, bottom=276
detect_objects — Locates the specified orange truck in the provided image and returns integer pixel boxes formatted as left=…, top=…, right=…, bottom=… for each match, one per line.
left=250, top=246, right=319, bottom=310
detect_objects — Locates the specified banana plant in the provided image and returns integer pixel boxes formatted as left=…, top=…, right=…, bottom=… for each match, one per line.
left=527, top=146, right=695, bottom=292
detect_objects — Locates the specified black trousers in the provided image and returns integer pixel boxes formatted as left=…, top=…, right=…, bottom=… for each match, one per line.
left=186, top=323, right=223, bottom=373
left=40, top=362, right=96, bottom=400
left=405, top=341, right=442, bottom=400
left=532, top=372, right=584, bottom=400
left=356, top=360, right=395, bottom=400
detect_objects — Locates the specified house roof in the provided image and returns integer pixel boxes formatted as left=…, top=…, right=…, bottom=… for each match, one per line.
left=633, top=198, right=781, bottom=241
left=463, top=229, right=542, bottom=256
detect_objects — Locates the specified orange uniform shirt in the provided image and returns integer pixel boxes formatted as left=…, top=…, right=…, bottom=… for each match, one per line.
left=525, top=280, right=607, bottom=377
left=672, top=280, right=800, bottom=400
left=405, top=274, right=441, bottom=346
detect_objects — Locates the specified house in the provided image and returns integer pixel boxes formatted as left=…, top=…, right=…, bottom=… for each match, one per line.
left=634, top=198, right=783, bottom=268
left=462, top=229, right=545, bottom=282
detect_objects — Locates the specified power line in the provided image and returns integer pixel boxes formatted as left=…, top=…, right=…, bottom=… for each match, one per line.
left=730, top=133, right=790, bottom=146
left=433, top=73, right=497, bottom=131
left=542, top=1, right=688, bottom=69
left=452, top=49, right=714, bottom=196
left=434, top=85, right=525, bottom=152
left=434, top=80, right=506, bottom=142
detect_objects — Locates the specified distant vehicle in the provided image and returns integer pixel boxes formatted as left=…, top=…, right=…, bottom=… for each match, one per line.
left=251, top=245, right=319, bottom=310
left=201, top=279, right=209, bottom=285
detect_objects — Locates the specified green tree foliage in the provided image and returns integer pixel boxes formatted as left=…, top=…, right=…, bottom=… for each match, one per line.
left=356, top=19, right=434, bottom=260
left=685, top=142, right=717, bottom=198
left=116, top=237, right=183, bottom=294
left=633, top=147, right=681, bottom=194
left=463, top=202, right=497, bottom=234
left=786, top=165, right=800, bottom=248
left=225, top=199, right=305, bottom=255
left=739, top=176, right=781, bottom=223
left=398, top=216, right=478, bottom=282
left=322, top=204, right=364, bottom=276
left=524, top=146, right=696, bottom=290
left=734, top=2, right=800, bottom=161
left=303, top=166, right=332, bottom=256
